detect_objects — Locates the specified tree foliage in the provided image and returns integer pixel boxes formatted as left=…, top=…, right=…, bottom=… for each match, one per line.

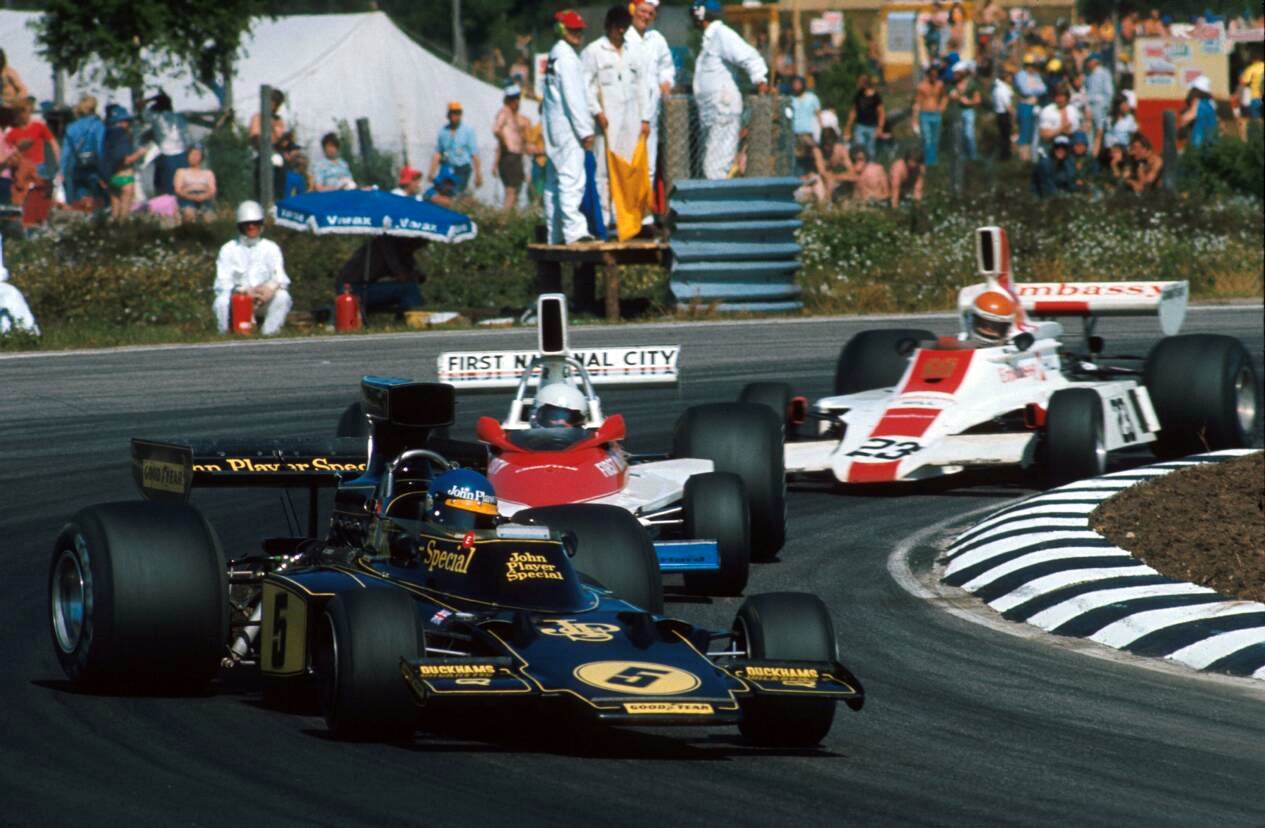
left=35, top=0, right=267, bottom=105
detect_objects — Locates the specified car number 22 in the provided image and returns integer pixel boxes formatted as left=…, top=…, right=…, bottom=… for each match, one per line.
left=846, top=437, right=922, bottom=460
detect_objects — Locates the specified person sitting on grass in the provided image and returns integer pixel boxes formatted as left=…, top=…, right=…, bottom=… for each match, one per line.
left=889, top=147, right=925, bottom=207
left=835, top=145, right=889, bottom=206
left=1124, top=132, right=1163, bottom=194
left=424, top=167, right=459, bottom=209
left=1031, top=134, right=1076, bottom=197
left=173, top=145, right=217, bottom=222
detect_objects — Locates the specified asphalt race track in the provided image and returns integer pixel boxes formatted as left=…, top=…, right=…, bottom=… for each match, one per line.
left=2, top=307, right=1262, bottom=826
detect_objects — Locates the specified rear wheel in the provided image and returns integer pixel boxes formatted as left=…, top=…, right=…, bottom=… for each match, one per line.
left=734, top=592, right=837, bottom=747
left=1144, top=334, right=1261, bottom=458
left=316, top=588, right=422, bottom=741
left=672, top=403, right=785, bottom=562
left=517, top=504, right=663, bottom=614
left=738, top=382, right=794, bottom=438
left=1045, top=388, right=1107, bottom=485
left=49, top=501, right=228, bottom=692
left=681, top=472, right=750, bottom=596
left=834, top=328, right=935, bottom=395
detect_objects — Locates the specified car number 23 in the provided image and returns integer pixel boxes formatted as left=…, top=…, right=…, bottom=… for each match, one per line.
left=846, top=437, right=922, bottom=461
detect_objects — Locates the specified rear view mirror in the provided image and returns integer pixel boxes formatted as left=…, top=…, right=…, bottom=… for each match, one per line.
left=538, top=294, right=568, bottom=355
left=594, top=414, right=626, bottom=443
left=360, top=378, right=455, bottom=429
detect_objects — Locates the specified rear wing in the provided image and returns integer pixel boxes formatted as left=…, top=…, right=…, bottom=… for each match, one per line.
left=961, top=226, right=1188, bottom=336
left=436, top=294, right=680, bottom=389
left=132, top=438, right=368, bottom=501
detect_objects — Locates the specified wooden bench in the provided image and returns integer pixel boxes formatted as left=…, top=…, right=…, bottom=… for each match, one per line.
left=527, top=239, right=668, bottom=322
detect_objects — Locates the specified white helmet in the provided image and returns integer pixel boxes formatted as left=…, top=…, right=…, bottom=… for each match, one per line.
left=235, top=200, right=265, bottom=225
left=531, top=382, right=587, bottom=428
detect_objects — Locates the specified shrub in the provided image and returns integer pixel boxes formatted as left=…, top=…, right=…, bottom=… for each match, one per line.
left=1178, top=128, right=1265, bottom=201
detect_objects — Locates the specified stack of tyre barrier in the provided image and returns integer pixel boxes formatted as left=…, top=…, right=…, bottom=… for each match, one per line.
left=667, top=177, right=803, bottom=313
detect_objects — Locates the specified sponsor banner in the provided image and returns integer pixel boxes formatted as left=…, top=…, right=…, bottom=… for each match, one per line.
left=191, top=456, right=367, bottom=474
left=437, top=346, right=680, bottom=388
left=960, top=281, right=1188, bottom=334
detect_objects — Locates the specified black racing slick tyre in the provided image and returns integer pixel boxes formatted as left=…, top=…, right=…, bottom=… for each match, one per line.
left=834, top=328, right=935, bottom=396
left=517, top=504, right=664, bottom=614
left=672, top=403, right=785, bottom=562
left=1143, top=334, right=1261, bottom=458
left=681, top=472, right=751, bottom=597
left=316, top=588, right=422, bottom=741
left=49, top=501, right=228, bottom=692
left=1045, top=388, right=1107, bottom=485
left=738, top=382, right=794, bottom=437
left=734, top=592, right=837, bottom=748
left=335, top=400, right=369, bottom=439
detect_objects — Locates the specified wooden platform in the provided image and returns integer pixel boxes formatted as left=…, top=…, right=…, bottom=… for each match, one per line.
left=527, top=240, right=669, bottom=320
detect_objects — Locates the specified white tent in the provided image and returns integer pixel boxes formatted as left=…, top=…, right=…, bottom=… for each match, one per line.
left=0, top=11, right=533, bottom=204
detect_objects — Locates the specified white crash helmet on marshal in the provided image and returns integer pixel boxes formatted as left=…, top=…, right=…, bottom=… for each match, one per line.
left=531, top=382, right=587, bottom=428
left=235, top=200, right=265, bottom=225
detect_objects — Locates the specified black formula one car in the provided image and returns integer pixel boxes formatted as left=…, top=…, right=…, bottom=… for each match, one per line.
left=49, top=379, right=863, bottom=747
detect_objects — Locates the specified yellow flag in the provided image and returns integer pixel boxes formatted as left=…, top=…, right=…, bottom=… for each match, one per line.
left=606, top=136, right=650, bottom=242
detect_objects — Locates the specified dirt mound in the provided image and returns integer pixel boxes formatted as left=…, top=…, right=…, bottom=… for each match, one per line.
left=1092, top=453, right=1265, bottom=603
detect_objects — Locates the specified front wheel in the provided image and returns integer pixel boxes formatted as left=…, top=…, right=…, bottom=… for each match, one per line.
left=1045, top=388, right=1107, bottom=485
left=316, top=588, right=422, bottom=741
left=49, top=501, right=228, bottom=692
left=681, top=472, right=751, bottom=596
left=672, top=403, right=785, bottom=562
left=1144, top=334, right=1261, bottom=457
left=734, top=592, right=838, bottom=747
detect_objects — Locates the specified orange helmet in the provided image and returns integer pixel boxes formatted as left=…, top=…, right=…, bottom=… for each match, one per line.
left=970, top=290, right=1016, bottom=342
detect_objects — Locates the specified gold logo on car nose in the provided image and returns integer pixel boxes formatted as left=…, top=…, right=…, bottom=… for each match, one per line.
left=538, top=619, right=622, bottom=642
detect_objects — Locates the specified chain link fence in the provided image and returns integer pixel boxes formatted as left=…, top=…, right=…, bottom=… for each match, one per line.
left=660, top=94, right=797, bottom=190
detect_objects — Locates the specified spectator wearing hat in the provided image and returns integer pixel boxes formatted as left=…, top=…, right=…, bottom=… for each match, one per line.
left=312, top=132, right=355, bottom=191
left=1014, top=54, right=1046, bottom=161
left=912, top=66, right=947, bottom=165
left=278, top=136, right=308, bottom=198
left=493, top=84, right=531, bottom=211
left=61, top=94, right=107, bottom=210
left=992, top=67, right=1015, bottom=161
left=1179, top=75, right=1218, bottom=149
left=691, top=0, right=770, bottom=179
left=1031, top=134, right=1075, bottom=197
left=1084, top=53, right=1114, bottom=146
left=844, top=74, right=884, bottom=160
left=542, top=8, right=598, bottom=244
left=392, top=165, right=423, bottom=199
left=628, top=0, right=676, bottom=194
left=174, top=145, right=217, bottom=222
left=429, top=101, right=482, bottom=197
left=102, top=104, right=146, bottom=221
left=424, top=168, right=459, bottom=209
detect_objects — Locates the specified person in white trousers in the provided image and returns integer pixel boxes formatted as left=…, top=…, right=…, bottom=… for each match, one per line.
left=0, top=235, right=40, bottom=336
left=628, top=0, right=675, bottom=219
left=212, top=201, right=292, bottom=336
left=542, top=9, right=599, bottom=245
left=582, top=5, right=651, bottom=228
left=691, top=0, right=768, bottom=180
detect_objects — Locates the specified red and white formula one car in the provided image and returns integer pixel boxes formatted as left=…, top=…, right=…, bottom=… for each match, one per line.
left=750, top=226, right=1259, bottom=486
left=435, top=295, right=786, bottom=595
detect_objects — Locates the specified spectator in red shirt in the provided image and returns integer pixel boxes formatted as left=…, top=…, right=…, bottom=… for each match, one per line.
left=5, top=99, right=59, bottom=176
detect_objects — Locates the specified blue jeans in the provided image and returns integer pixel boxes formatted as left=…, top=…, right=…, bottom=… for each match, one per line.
left=852, top=124, right=878, bottom=159
left=154, top=152, right=187, bottom=197
left=960, top=108, right=977, bottom=160
left=1017, top=102, right=1037, bottom=145
left=920, top=112, right=942, bottom=166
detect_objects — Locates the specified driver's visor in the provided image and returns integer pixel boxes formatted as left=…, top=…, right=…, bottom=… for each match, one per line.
left=972, top=315, right=1010, bottom=341
left=446, top=497, right=499, bottom=516
left=535, top=403, right=584, bottom=427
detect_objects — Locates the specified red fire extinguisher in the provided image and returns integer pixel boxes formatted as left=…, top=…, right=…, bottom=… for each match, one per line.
left=335, top=283, right=362, bottom=332
left=230, top=289, right=254, bottom=335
